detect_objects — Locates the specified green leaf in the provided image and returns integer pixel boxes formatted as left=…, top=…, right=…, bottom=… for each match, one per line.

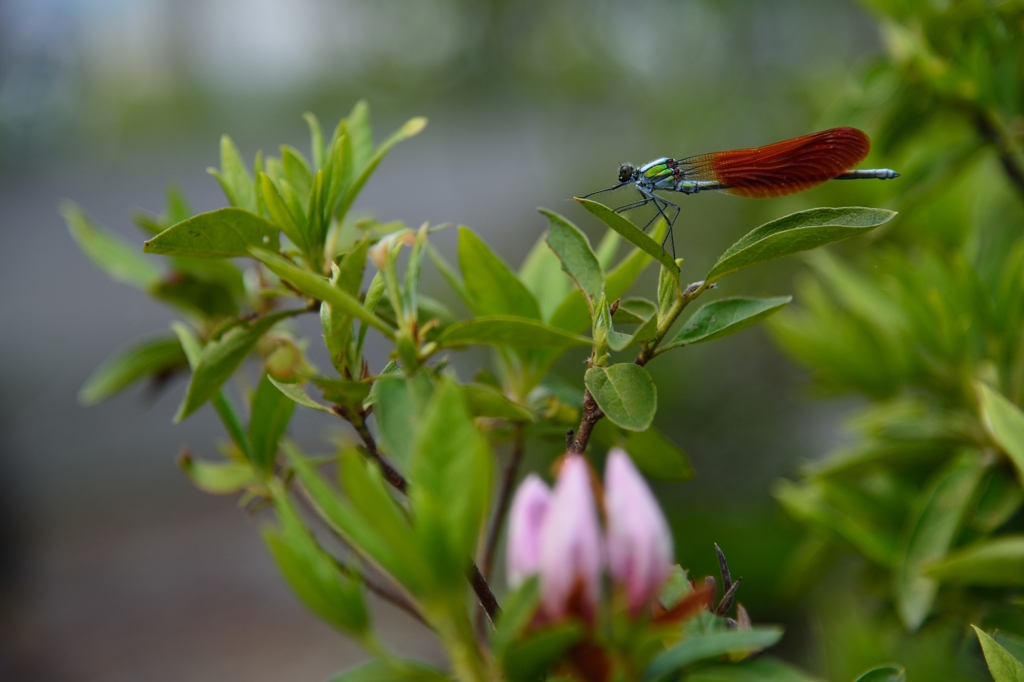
left=346, top=99, right=374, bottom=171
left=623, top=425, right=693, bottom=482
left=977, top=382, right=1024, bottom=486
left=436, top=316, right=592, bottom=350
left=410, top=378, right=492, bottom=580
left=574, top=198, right=679, bottom=274
left=548, top=228, right=660, bottom=334
left=79, top=335, right=186, bottom=405
left=461, top=384, right=536, bottom=423
left=519, top=232, right=573, bottom=321
left=280, top=145, right=313, bottom=199
left=894, top=451, right=987, bottom=631
left=264, top=492, right=369, bottom=636
left=248, top=373, right=296, bottom=475
left=178, top=453, right=257, bottom=494
left=250, top=248, right=394, bottom=338
left=973, top=626, right=1024, bottom=682
left=706, top=207, right=895, bottom=283
left=143, top=208, right=280, bottom=259
left=312, top=377, right=371, bottom=408
left=322, top=240, right=370, bottom=374
left=175, top=310, right=297, bottom=422
left=458, top=227, right=541, bottom=319
left=926, top=535, right=1024, bottom=586
left=540, top=209, right=604, bottom=303
left=172, top=322, right=252, bottom=458
left=209, top=135, right=257, bottom=213
left=64, top=202, right=162, bottom=290
left=851, top=665, right=906, bottom=682
left=260, top=174, right=307, bottom=252
left=286, top=445, right=426, bottom=593
left=585, top=363, right=657, bottom=432
left=269, top=377, right=335, bottom=414
left=150, top=270, right=240, bottom=319
left=502, top=622, right=586, bottom=682
left=302, top=112, right=325, bottom=170
left=644, top=627, right=783, bottom=679
left=492, top=576, right=541, bottom=659
left=685, top=657, right=823, bottom=682
left=372, top=373, right=435, bottom=467
left=327, top=659, right=449, bottom=682
left=661, top=296, right=792, bottom=351
left=337, top=117, right=427, bottom=221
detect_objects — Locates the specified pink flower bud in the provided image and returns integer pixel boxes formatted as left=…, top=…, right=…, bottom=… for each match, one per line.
left=539, top=455, right=603, bottom=621
left=604, top=449, right=673, bottom=615
left=506, top=474, right=551, bottom=588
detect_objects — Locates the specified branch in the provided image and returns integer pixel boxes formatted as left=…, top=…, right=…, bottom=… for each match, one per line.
left=332, top=405, right=407, bottom=494
left=331, top=403, right=501, bottom=624
left=568, top=279, right=710, bottom=455
left=293, top=489, right=428, bottom=627
left=974, top=110, right=1024, bottom=202
left=481, top=424, right=526, bottom=579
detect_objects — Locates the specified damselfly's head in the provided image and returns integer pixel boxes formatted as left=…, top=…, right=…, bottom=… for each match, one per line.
left=618, top=163, right=636, bottom=183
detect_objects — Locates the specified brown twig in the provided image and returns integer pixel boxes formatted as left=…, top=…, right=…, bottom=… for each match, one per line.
left=293, top=489, right=428, bottom=626
left=974, top=110, right=1024, bottom=202
left=330, top=403, right=501, bottom=624
left=332, top=405, right=407, bottom=494
left=481, top=424, right=526, bottom=579
left=568, top=390, right=604, bottom=454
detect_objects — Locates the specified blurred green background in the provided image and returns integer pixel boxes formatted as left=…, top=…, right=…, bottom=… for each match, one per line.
left=0, top=1, right=909, bottom=680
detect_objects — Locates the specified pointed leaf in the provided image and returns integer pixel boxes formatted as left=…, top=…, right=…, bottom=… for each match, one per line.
left=143, top=208, right=280, bottom=259
left=327, top=659, right=449, bottom=682
left=175, top=310, right=297, bottom=421
left=973, top=626, right=1024, bottom=682
left=707, top=207, right=895, bottom=283
left=540, top=209, right=604, bottom=302
left=977, top=382, right=1024, bottom=486
left=179, top=453, right=257, bottom=494
left=269, top=377, right=335, bottom=414
left=585, top=363, right=657, bottom=432
left=437, top=316, right=591, bottom=349
left=410, top=378, right=492, bottom=579
left=895, top=451, right=987, bottom=631
left=926, top=535, right=1024, bottom=586
left=260, top=174, right=307, bottom=251
left=264, top=493, right=369, bottom=636
left=337, top=117, right=426, bottom=220
left=852, top=666, right=906, bottom=682
left=644, top=627, right=783, bottom=679
left=79, top=335, right=186, bottom=405
left=458, top=227, right=541, bottom=319
left=372, top=373, right=435, bottom=467
left=250, top=248, right=394, bottom=338
left=209, top=135, right=257, bottom=213
left=249, top=373, right=296, bottom=475
left=519, top=232, right=572, bottom=321
left=662, top=296, right=792, bottom=351
left=575, top=198, right=678, bottom=274
left=461, top=384, right=536, bottom=423
left=624, top=425, right=693, bottom=481
left=64, top=202, right=162, bottom=290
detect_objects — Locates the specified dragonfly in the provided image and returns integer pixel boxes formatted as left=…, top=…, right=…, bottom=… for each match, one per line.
left=583, top=127, right=899, bottom=257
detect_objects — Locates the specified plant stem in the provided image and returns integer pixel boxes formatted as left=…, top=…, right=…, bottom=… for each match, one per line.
left=331, top=403, right=502, bottom=624
left=480, top=424, right=526, bottom=580
left=974, top=110, right=1024, bottom=202
left=332, top=405, right=407, bottom=493
left=568, top=279, right=710, bottom=454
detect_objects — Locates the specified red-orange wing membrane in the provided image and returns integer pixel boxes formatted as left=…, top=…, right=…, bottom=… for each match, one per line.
left=680, top=127, right=870, bottom=198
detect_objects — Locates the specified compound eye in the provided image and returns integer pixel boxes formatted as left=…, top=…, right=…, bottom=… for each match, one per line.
left=618, top=164, right=634, bottom=182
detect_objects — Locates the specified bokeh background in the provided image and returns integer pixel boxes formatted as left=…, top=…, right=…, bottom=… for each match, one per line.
left=0, top=1, right=900, bottom=680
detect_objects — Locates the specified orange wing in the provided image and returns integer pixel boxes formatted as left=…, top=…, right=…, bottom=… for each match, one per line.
left=680, top=127, right=870, bottom=198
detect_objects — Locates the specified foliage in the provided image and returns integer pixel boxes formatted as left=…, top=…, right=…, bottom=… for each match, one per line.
left=68, top=97, right=893, bottom=681
left=770, top=2, right=1024, bottom=680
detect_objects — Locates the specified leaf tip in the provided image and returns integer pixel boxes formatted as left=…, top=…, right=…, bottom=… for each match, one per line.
left=403, top=117, right=428, bottom=137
